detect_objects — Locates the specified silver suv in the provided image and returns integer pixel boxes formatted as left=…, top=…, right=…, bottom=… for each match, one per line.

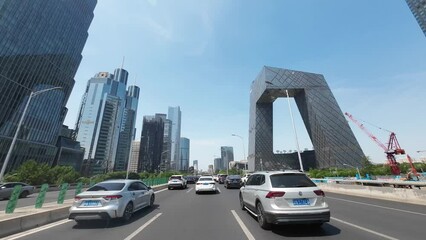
left=168, top=175, right=187, bottom=189
left=239, top=171, right=330, bottom=229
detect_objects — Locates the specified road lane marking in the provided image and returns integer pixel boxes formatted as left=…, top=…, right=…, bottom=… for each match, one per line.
left=231, top=210, right=255, bottom=240
left=331, top=217, right=398, bottom=240
left=217, top=188, right=221, bottom=193
left=124, top=213, right=162, bottom=240
left=186, top=187, right=193, bottom=193
left=2, top=219, right=72, bottom=240
left=154, top=188, right=168, bottom=194
left=328, top=196, right=426, bottom=216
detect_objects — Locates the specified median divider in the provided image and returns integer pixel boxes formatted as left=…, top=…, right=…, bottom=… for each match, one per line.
left=0, top=183, right=168, bottom=238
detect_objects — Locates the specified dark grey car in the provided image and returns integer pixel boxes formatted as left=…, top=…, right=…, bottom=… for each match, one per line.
left=0, top=182, right=36, bottom=200
left=224, top=175, right=242, bottom=189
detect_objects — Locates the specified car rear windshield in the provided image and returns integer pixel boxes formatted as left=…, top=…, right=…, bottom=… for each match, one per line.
left=270, top=174, right=316, bottom=188
left=199, top=177, right=212, bottom=181
left=228, top=175, right=241, bottom=179
left=170, top=176, right=182, bottom=180
left=87, top=183, right=125, bottom=191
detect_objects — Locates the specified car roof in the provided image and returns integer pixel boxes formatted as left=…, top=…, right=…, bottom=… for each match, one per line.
left=251, top=170, right=305, bottom=176
left=101, top=179, right=141, bottom=184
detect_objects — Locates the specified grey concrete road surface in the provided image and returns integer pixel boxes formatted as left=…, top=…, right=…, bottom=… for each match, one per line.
left=0, top=190, right=76, bottom=211
left=5, top=186, right=426, bottom=240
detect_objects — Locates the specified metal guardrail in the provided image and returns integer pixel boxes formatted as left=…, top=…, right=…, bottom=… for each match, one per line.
left=311, top=178, right=426, bottom=188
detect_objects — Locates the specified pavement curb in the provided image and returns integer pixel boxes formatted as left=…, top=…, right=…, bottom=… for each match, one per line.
left=0, top=184, right=168, bottom=238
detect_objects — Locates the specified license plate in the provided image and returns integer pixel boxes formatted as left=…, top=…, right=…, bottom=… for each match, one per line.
left=82, top=200, right=100, bottom=207
left=203, top=183, right=209, bottom=185
left=293, top=198, right=310, bottom=206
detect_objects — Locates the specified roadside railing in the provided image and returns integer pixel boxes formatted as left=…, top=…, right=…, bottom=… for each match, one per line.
left=311, top=178, right=426, bottom=188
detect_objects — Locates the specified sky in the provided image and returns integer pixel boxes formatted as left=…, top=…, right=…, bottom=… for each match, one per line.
left=64, top=0, right=426, bottom=171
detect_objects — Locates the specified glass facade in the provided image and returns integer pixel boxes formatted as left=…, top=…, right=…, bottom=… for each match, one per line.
left=248, top=66, right=365, bottom=171
left=406, top=0, right=426, bottom=36
left=129, top=140, right=140, bottom=173
left=221, top=146, right=234, bottom=171
left=180, top=137, right=190, bottom=171
left=167, top=106, right=182, bottom=171
left=138, top=115, right=164, bottom=172
left=75, top=69, right=139, bottom=175
left=0, top=0, right=96, bottom=173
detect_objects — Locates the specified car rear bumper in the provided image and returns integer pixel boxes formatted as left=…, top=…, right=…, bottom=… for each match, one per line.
left=195, top=186, right=216, bottom=192
left=68, top=204, right=122, bottom=220
left=226, top=183, right=242, bottom=188
left=263, top=209, right=330, bottom=225
left=168, top=183, right=185, bottom=188
left=69, top=212, right=112, bottom=221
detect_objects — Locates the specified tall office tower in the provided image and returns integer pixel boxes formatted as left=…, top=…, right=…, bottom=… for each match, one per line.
left=167, top=106, right=181, bottom=171
left=75, top=69, right=137, bottom=175
left=0, top=0, right=97, bottom=174
left=114, top=85, right=140, bottom=171
left=406, top=0, right=426, bottom=36
left=214, top=157, right=222, bottom=172
left=138, top=114, right=164, bottom=172
left=129, top=140, right=140, bottom=173
left=162, top=119, right=172, bottom=171
left=208, top=165, right=214, bottom=174
left=179, top=137, right=190, bottom=171
left=221, top=146, right=234, bottom=171
left=193, top=160, right=198, bottom=174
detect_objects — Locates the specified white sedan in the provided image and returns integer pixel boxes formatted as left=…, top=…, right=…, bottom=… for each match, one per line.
left=195, top=176, right=217, bottom=194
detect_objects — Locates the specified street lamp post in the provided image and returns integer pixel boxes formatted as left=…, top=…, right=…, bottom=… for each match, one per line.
left=231, top=134, right=246, bottom=171
left=343, top=163, right=361, bottom=179
left=0, top=86, right=62, bottom=182
left=265, top=81, right=304, bottom=172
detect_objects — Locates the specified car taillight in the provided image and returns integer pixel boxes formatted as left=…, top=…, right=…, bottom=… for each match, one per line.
left=197, top=183, right=202, bottom=185
left=74, top=196, right=82, bottom=201
left=314, top=190, right=325, bottom=197
left=103, top=195, right=123, bottom=200
left=265, top=191, right=285, bottom=198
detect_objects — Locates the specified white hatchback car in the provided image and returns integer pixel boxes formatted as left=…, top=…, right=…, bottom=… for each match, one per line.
left=239, top=171, right=330, bottom=229
left=195, top=176, right=217, bottom=194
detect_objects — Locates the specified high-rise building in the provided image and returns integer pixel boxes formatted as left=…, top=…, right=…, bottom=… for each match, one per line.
left=114, top=85, right=140, bottom=171
left=53, top=125, right=84, bottom=172
left=155, top=114, right=171, bottom=171
left=193, top=160, right=198, bottom=174
left=138, top=114, right=164, bottom=172
left=221, top=146, right=234, bottom=171
left=75, top=69, right=139, bottom=175
left=0, top=0, right=97, bottom=174
left=180, top=137, right=190, bottom=171
left=214, top=157, right=222, bottom=172
left=406, top=0, right=426, bottom=36
left=168, top=106, right=181, bottom=171
left=129, top=140, right=140, bottom=173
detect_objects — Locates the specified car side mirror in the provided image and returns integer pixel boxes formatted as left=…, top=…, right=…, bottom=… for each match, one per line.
left=147, top=186, right=152, bottom=190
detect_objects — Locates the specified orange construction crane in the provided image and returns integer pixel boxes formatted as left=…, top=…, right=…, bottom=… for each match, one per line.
left=345, top=112, right=405, bottom=175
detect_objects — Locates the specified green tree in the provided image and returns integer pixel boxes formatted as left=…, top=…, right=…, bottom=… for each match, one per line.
left=49, top=166, right=80, bottom=185
left=10, top=160, right=51, bottom=185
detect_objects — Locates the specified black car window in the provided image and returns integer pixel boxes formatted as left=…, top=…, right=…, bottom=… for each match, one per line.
left=128, top=182, right=141, bottom=191
left=246, top=174, right=262, bottom=185
left=87, top=183, right=125, bottom=191
left=138, top=182, right=148, bottom=191
left=170, top=176, right=182, bottom=180
left=270, top=174, right=316, bottom=188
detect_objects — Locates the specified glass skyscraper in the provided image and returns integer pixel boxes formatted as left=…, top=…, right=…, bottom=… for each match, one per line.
left=168, top=106, right=181, bottom=171
left=138, top=114, right=164, bottom=172
left=221, top=146, right=234, bottom=171
left=75, top=69, right=139, bottom=175
left=406, top=0, right=426, bottom=36
left=180, top=137, right=190, bottom=171
left=0, top=0, right=97, bottom=173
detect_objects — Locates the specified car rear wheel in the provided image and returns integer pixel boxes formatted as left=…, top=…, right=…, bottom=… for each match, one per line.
left=122, top=202, right=133, bottom=222
left=239, top=194, right=245, bottom=210
left=256, top=202, right=271, bottom=230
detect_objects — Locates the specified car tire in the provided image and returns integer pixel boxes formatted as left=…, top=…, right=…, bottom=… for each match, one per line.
left=256, top=202, right=271, bottom=230
left=311, top=223, right=324, bottom=228
left=239, top=194, right=245, bottom=210
left=168, top=186, right=171, bottom=190
left=195, top=191, right=199, bottom=194
left=19, top=191, right=29, bottom=198
left=149, top=194, right=155, bottom=207
left=122, top=202, right=133, bottom=222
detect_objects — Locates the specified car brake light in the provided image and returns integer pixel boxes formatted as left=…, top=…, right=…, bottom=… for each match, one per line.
left=314, top=190, right=325, bottom=197
left=197, top=183, right=202, bottom=185
left=103, top=195, right=123, bottom=200
left=74, top=196, right=82, bottom=201
left=265, top=191, right=285, bottom=198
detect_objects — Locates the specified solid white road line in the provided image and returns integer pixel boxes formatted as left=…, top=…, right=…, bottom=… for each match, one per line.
left=186, top=188, right=193, bottom=193
left=123, top=213, right=162, bottom=240
left=217, top=188, right=221, bottom=193
left=231, top=210, right=255, bottom=240
left=2, top=219, right=72, bottom=240
left=331, top=217, right=398, bottom=240
left=328, top=196, right=426, bottom=216
left=154, top=188, right=168, bottom=194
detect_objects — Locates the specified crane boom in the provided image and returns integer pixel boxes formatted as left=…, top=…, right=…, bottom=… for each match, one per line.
left=345, top=112, right=401, bottom=175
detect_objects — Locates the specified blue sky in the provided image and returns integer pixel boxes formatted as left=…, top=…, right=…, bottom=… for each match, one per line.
left=64, top=0, right=426, bottom=171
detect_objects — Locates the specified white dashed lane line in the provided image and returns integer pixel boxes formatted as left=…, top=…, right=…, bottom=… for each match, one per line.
left=231, top=210, right=255, bottom=240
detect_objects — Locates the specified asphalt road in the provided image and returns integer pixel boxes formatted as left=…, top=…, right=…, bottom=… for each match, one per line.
left=0, top=190, right=76, bottom=211
left=5, top=185, right=426, bottom=240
